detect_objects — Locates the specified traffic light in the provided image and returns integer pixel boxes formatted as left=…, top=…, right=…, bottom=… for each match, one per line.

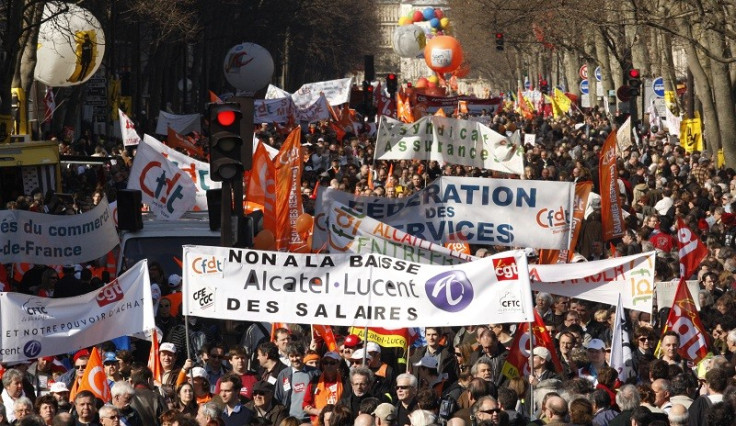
left=495, top=33, right=505, bottom=51
left=386, top=73, right=398, bottom=96
left=207, top=102, right=243, bottom=182
left=540, top=80, right=549, bottom=95
left=627, top=68, right=641, bottom=96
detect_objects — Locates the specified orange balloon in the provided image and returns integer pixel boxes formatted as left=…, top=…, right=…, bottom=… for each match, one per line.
left=295, top=213, right=314, bottom=235
left=415, top=77, right=428, bottom=89
left=424, top=36, right=463, bottom=73
left=253, top=230, right=275, bottom=250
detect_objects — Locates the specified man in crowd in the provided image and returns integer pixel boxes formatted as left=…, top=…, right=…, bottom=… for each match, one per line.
left=215, top=346, right=258, bottom=401
left=219, top=374, right=254, bottom=426
left=73, top=390, right=98, bottom=425
left=245, top=380, right=288, bottom=426
left=274, top=343, right=320, bottom=422
left=469, top=329, right=508, bottom=387
left=410, top=327, right=457, bottom=386
left=255, top=341, right=286, bottom=383
left=394, top=373, right=418, bottom=426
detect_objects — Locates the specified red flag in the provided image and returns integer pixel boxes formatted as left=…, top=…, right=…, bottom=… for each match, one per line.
left=148, top=329, right=162, bottom=384
left=599, top=131, right=625, bottom=240
left=663, top=278, right=709, bottom=364
left=167, top=127, right=204, bottom=158
left=676, top=217, right=708, bottom=279
left=330, top=122, right=346, bottom=142
left=313, top=325, right=338, bottom=352
left=248, top=143, right=276, bottom=234
left=501, top=310, right=562, bottom=379
left=0, top=264, right=7, bottom=291
left=609, top=243, right=618, bottom=258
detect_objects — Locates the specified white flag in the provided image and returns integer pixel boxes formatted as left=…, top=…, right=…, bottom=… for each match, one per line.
left=610, top=294, right=636, bottom=383
left=119, top=109, right=141, bottom=147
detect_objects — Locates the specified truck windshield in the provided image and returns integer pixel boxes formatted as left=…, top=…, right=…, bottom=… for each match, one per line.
left=121, top=236, right=221, bottom=276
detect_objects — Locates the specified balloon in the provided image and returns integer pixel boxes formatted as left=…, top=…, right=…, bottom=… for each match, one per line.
left=35, top=2, right=106, bottom=87
left=435, top=9, right=444, bottom=19
left=427, top=81, right=437, bottom=88
left=398, top=16, right=412, bottom=26
left=296, top=213, right=314, bottom=235
left=424, top=36, right=464, bottom=74
left=440, top=17, right=450, bottom=29
left=253, top=230, right=276, bottom=250
left=430, top=18, right=440, bottom=28
left=423, top=7, right=435, bottom=20
left=223, top=43, right=274, bottom=94
left=392, top=24, right=426, bottom=58
left=427, top=75, right=439, bottom=84
left=412, top=11, right=424, bottom=22
left=415, top=77, right=429, bottom=89
left=430, top=27, right=438, bottom=34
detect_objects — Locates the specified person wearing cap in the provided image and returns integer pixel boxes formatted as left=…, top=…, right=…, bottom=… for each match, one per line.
left=49, top=381, right=71, bottom=413
left=274, top=343, right=320, bottom=422
left=529, top=347, right=559, bottom=387
left=103, top=352, right=122, bottom=388
left=413, top=356, right=447, bottom=399
left=578, top=338, right=608, bottom=386
left=338, top=334, right=362, bottom=367
left=214, top=347, right=258, bottom=401
left=373, top=402, right=396, bottom=426
left=302, top=351, right=344, bottom=423
left=218, top=374, right=254, bottom=426
left=161, top=274, right=184, bottom=322
left=245, top=380, right=288, bottom=426
left=188, top=366, right=213, bottom=404
left=365, top=342, right=395, bottom=402
left=158, top=342, right=181, bottom=388
left=409, top=327, right=458, bottom=388
left=348, top=348, right=372, bottom=369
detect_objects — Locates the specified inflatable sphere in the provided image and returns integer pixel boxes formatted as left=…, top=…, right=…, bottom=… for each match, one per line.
left=35, top=2, right=106, bottom=87
left=392, top=24, right=426, bottom=58
left=223, top=43, right=274, bottom=94
left=424, top=36, right=463, bottom=74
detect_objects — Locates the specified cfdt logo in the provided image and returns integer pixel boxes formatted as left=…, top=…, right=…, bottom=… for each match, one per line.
left=193, top=287, right=215, bottom=310
left=192, top=257, right=223, bottom=275
left=24, top=340, right=42, bottom=358
left=492, top=257, right=519, bottom=281
left=535, top=206, right=569, bottom=229
left=96, top=281, right=124, bottom=307
left=425, top=271, right=474, bottom=312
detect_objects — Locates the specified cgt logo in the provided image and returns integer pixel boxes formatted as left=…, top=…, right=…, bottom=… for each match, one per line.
left=536, top=206, right=569, bottom=229
left=192, top=257, right=223, bottom=274
left=492, top=257, right=519, bottom=281
left=425, top=271, right=474, bottom=313
left=193, top=287, right=215, bottom=310
left=96, top=281, right=124, bottom=307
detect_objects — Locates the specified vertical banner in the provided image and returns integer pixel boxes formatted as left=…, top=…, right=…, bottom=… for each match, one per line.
left=599, top=131, right=625, bottom=240
left=248, top=143, right=277, bottom=233
left=273, top=128, right=304, bottom=251
left=679, top=113, right=703, bottom=153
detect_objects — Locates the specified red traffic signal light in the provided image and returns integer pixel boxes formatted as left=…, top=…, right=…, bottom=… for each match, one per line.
left=386, top=73, right=398, bottom=95
left=388, top=73, right=396, bottom=81
left=216, top=110, right=237, bottom=127
left=495, top=33, right=505, bottom=51
left=366, top=85, right=374, bottom=93
left=627, top=69, right=641, bottom=79
left=495, top=33, right=504, bottom=39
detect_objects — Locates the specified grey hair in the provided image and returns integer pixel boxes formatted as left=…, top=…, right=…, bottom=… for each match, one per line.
left=98, top=404, right=120, bottom=419
left=1, top=369, right=22, bottom=388
left=408, top=409, right=437, bottom=426
left=350, top=366, right=374, bottom=385
left=200, top=401, right=220, bottom=420
left=536, top=292, right=553, bottom=306
left=110, top=380, right=135, bottom=397
left=396, top=373, right=418, bottom=389
left=471, top=357, right=493, bottom=376
left=616, top=384, right=641, bottom=411
left=470, top=395, right=498, bottom=416
left=13, top=396, right=33, bottom=411
left=727, top=329, right=736, bottom=345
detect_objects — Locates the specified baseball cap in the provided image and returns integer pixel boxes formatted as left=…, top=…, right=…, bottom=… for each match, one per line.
left=350, top=348, right=372, bottom=361
left=72, top=349, right=90, bottom=363
left=49, top=382, right=69, bottom=393
left=253, top=380, right=275, bottom=393
left=168, top=274, right=182, bottom=288
left=373, top=403, right=396, bottom=421
left=160, top=342, right=176, bottom=354
left=103, top=352, right=118, bottom=364
left=413, top=355, right=439, bottom=370
left=343, top=334, right=362, bottom=348
left=532, top=347, right=551, bottom=361
left=322, top=351, right=341, bottom=361
left=190, top=367, right=207, bottom=379
left=366, top=342, right=381, bottom=354
left=586, top=339, right=606, bottom=351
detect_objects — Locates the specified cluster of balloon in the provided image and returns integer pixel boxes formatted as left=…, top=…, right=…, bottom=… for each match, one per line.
left=292, top=213, right=314, bottom=253
left=393, top=7, right=450, bottom=58
left=253, top=229, right=276, bottom=251
left=414, top=75, right=446, bottom=97
left=35, top=2, right=106, bottom=87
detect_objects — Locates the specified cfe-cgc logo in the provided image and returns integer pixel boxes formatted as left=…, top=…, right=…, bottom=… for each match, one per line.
left=192, top=287, right=214, bottom=310
left=191, top=256, right=224, bottom=275
left=492, top=257, right=519, bottom=281
left=96, top=281, right=124, bottom=307
left=425, top=270, right=474, bottom=313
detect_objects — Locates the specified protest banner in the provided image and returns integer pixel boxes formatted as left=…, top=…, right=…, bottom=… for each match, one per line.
left=656, top=280, right=700, bottom=310
left=274, top=128, right=305, bottom=251
left=254, top=97, right=295, bottom=123
left=374, top=116, right=525, bottom=175
left=414, top=94, right=502, bottom=115
left=0, top=198, right=119, bottom=265
left=155, top=111, right=201, bottom=135
left=529, top=252, right=656, bottom=313
left=290, top=78, right=353, bottom=108
left=600, top=130, right=625, bottom=240
left=118, top=109, right=141, bottom=147
left=127, top=136, right=197, bottom=220
left=348, top=327, right=412, bottom=349
left=0, top=260, right=154, bottom=362
left=144, top=134, right=219, bottom=211
left=314, top=177, right=575, bottom=250
left=182, top=246, right=534, bottom=328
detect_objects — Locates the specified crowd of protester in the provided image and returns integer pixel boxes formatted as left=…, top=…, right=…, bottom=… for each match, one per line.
left=2, top=104, right=736, bottom=425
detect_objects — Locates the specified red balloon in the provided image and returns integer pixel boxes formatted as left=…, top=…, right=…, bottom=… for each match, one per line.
left=412, top=11, right=424, bottom=22
left=415, top=77, right=428, bottom=89
left=435, top=9, right=444, bottom=19
left=424, top=36, right=463, bottom=74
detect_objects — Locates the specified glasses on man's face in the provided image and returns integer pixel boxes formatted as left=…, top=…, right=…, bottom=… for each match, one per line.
left=638, top=337, right=651, bottom=342
left=75, top=364, right=88, bottom=370
left=209, top=354, right=223, bottom=359
left=396, top=385, right=411, bottom=390
left=102, top=415, right=119, bottom=420
left=322, top=360, right=338, bottom=366
left=479, top=408, right=500, bottom=415
left=252, top=391, right=268, bottom=396
left=454, top=352, right=462, bottom=357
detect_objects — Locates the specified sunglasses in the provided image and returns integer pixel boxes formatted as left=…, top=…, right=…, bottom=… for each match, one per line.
left=75, top=365, right=88, bottom=370
left=252, top=391, right=269, bottom=396
left=322, top=360, right=338, bottom=366
left=102, top=415, right=120, bottom=420
left=208, top=354, right=224, bottom=359
left=638, top=337, right=651, bottom=342
left=396, top=385, right=411, bottom=390
left=479, top=409, right=501, bottom=415
left=454, top=353, right=462, bottom=357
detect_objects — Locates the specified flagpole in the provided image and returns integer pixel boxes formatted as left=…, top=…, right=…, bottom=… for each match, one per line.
left=363, top=325, right=369, bottom=365
left=528, top=321, right=535, bottom=418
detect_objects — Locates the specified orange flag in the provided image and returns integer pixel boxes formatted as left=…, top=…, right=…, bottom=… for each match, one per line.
left=367, top=166, right=374, bottom=190
left=662, top=278, right=709, bottom=364
left=209, top=90, right=223, bottom=104
left=271, top=323, right=288, bottom=341
left=273, top=128, right=305, bottom=251
left=599, top=131, right=625, bottom=240
left=148, top=329, right=162, bottom=384
left=434, top=108, right=447, bottom=117
left=386, top=163, right=394, bottom=187
left=517, top=88, right=533, bottom=120
left=247, top=143, right=276, bottom=234
left=396, top=92, right=415, bottom=123
left=167, top=127, right=204, bottom=158
left=75, top=348, right=111, bottom=402
left=313, top=325, right=338, bottom=352
left=330, top=122, right=346, bottom=142
left=541, top=182, right=593, bottom=264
